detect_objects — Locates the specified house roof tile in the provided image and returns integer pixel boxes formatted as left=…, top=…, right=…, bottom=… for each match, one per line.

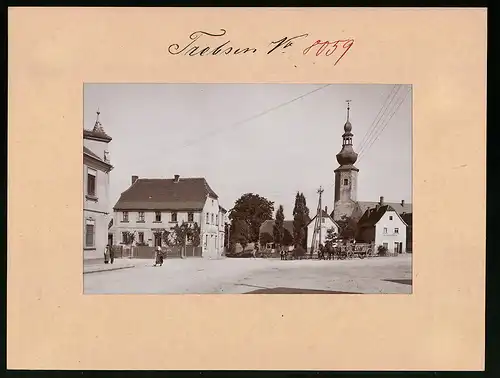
left=259, top=219, right=294, bottom=235
left=84, top=129, right=112, bottom=142
left=357, top=205, right=408, bottom=228
left=400, top=212, right=413, bottom=226
left=307, top=209, right=336, bottom=226
left=357, top=205, right=394, bottom=227
left=357, top=201, right=412, bottom=215
left=113, top=177, right=219, bottom=211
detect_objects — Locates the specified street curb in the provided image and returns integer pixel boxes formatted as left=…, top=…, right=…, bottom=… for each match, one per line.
left=84, top=265, right=135, bottom=275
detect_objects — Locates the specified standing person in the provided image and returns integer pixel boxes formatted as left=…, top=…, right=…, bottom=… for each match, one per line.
left=252, top=244, right=258, bottom=259
left=154, top=246, right=161, bottom=267
left=159, top=247, right=164, bottom=266
left=280, top=248, right=284, bottom=261
left=104, top=245, right=110, bottom=264
left=109, top=245, right=114, bottom=264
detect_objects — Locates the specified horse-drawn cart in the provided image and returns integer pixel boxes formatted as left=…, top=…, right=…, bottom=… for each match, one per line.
left=329, top=242, right=375, bottom=260
left=351, top=243, right=376, bottom=259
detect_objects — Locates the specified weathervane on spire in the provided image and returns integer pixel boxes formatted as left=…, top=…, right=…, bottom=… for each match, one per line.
left=346, top=100, right=351, bottom=121
left=93, top=107, right=105, bottom=134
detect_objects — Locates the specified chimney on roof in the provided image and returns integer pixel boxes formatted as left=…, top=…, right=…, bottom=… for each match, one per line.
left=379, top=196, right=384, bottom=205
left=174, top=174, right=180, bottom=183
left=132, top=175, right=138, bottom=185
left=401, top=199, right=405, bottom=207
left=324, top=206, right=328, bottom=214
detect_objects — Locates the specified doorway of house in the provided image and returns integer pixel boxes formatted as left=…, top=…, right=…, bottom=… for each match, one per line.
left=154, top=233, right=162, bottom=247
left=108, top=234, right=113, bottom=246
left=399, top=242, right=403, bottom=254
left=394, top=242, right=400, bottom=255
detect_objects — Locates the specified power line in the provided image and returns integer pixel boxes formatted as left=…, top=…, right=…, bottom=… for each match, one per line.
left=357, top=84, right=398, bottom=153
left=357, top=85, right=402, bottom=156
left=166, top=84, right=332, bottom=156
left=357, top=85, right=405, bottom=158
left=358, top=86, right=410, bottom=162
left=357, top=86, right=411, bottom=163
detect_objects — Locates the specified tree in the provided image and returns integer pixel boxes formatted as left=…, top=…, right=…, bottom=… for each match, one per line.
left=161, top=229, right=173, bottom=247
left=123, top=231, right=136, bottom=246
left=152, top=229, right=172, bottom=247
left=231, top=219, right=250, bottom=251
left=273, top=205, right=285, bottom=249
left=337, top=215, right=358, bottom=240
left=300, top=192, right=310, bottom=219
left=229, top=193, right=274, bottom=243
left=325, top=227, right=338, bottom=247
left=224, top=222, right=230, bottom=248
left=171, top=222, right=200, bottom=258
left=292, top=192, right=309, bottom=248
left=191, top=222, right=201, bottom=247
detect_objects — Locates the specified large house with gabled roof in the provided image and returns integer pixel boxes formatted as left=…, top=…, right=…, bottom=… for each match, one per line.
left=110, top=174, right=227, bottom=259
left=356, top=204, right=408, bottom=254
left=83, top=111, right=114, bottom=261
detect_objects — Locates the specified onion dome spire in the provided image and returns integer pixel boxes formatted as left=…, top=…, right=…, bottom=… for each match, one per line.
left=336, top=100, right=358, bottom=166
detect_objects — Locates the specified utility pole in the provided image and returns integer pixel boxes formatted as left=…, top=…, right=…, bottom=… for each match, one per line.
left=309, top=186, right=324, bottom=257
left=318, top=186, right=324, bottom=249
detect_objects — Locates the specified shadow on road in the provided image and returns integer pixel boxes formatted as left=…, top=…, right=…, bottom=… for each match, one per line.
left=245, top=287, right=361, bottom=294
left=383, top=279, right=412, bottom=286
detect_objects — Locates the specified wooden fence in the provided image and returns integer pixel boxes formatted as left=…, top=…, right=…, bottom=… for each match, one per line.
left=111, top=245, right=202, bottom=259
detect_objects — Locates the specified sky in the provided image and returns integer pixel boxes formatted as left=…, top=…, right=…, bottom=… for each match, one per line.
left=84, top=84, right=412, bottom=219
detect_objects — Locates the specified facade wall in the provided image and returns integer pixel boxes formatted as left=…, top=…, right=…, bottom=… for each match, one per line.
left=374, top=211, right=407, bottom=254
left=111, top=210, right=202, bottom=246
left=201, top=197, right=225, bottom=259
left=306, top=217, right=339, bottom=251
left=83, top=145, right=111, bottom=260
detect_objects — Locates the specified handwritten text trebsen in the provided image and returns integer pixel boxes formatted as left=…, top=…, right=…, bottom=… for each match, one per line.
left=168, top=29, right=354, bottom=66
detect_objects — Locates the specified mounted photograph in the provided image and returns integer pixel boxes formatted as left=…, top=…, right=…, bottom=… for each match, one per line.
left=82, top=83, right=412, bottom=294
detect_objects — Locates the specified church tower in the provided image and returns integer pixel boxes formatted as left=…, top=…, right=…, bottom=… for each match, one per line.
left=333, top=101, right=359, bottom=221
